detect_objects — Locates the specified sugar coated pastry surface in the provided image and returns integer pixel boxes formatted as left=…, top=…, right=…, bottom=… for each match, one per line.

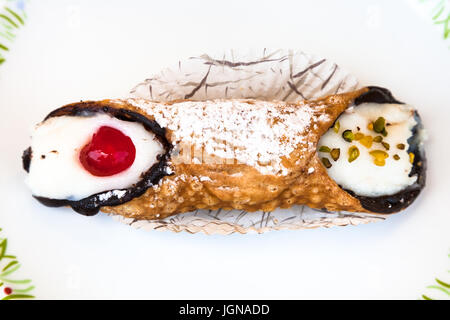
left=127, top=98, right=330, bottom=176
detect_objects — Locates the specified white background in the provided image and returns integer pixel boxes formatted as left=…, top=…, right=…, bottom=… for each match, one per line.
left=0, top=0, right=449, bottom=299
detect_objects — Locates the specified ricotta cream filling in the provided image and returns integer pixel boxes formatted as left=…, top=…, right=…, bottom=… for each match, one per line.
left=26, top=114, right=164, bottom=201
left=318, top=103, right=418, bottom=197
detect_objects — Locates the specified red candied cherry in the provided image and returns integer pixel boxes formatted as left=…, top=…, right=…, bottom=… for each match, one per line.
left=79, top=126, right=136, bottom=177
left=4, top=287, right=12, bottom=295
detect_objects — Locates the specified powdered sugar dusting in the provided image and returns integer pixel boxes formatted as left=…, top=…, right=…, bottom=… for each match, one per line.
left=128, top=99, right=326, bottom=175
left=98, top=189, right=127, bottom=201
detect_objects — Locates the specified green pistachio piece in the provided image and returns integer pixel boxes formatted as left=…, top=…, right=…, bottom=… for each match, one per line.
left=354, top=133, right=364, bottom=140
left=342, top=130, right=354, bottom=142
left=373, top=117, right=386, bottom=133
left=373, top=136, right=383, bottom=143
left=321, top=157, right=332, bottom=168
left=319, top=146, right=331, bottom=153
left=330, top=148, right=340, bottom=161
left=369, top=150, right=389, bottom=166
left=409, top=152, right=415, bottom=164
left=333, top=121, right=340, bottom=133
left=348, top=146, right=360, bottom=163
left=359, top=135, right=373, bottom=148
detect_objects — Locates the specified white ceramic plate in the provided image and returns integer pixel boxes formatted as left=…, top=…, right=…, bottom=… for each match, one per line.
left=0, top=0, right=449, bottom=299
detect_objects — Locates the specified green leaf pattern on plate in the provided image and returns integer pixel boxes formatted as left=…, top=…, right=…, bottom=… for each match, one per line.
left=0, top=0, right=26, bottom=66
left=419, top=0, right=450, bottom=46
left=0, top=228, right=35, bottom=300
left=421, top=254, right=450, bottom=300
left=0, top=0, right=32, bottom=299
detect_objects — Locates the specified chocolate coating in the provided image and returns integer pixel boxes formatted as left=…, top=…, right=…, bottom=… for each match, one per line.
left=22, top=147, right=32, bottom=173
left=354, top=86, right=404, bottom=105
left=346, top=86, right=426, bottom=214
left=23, top=103, right=173, bottom=216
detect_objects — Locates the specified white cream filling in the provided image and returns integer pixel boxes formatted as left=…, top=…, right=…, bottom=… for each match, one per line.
left=26, top=114, right=164, bottom=201
left=318, top=102, right=418, bottom=197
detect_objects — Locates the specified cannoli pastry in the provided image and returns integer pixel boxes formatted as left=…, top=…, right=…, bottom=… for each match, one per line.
left=22, top=86, right=426, bottom=219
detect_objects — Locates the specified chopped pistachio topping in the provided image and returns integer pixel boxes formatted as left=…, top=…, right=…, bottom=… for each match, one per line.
left=393, top=154, right=400, bottom=160
left=354, top=132, right=364, bottom=140
left=409, top=152, right=415, bottom=164
left=373, top=117, right=386, bottom=133
left=330, top=148, right=340, bottom=161
left=321, top=157, right=332, bottom=168
left=397, top=143, right=405, bottom=150
left=373, top=136, right=383, bottom=143
left=333, top=121, right=340, bottom=133
left=348, top=146, right=360, bottom=163
left=342, top=130, right=354, bottom=142
left=381, top=142, right=390, bottom=150
left=319, top=146, right=331, bottom=153
left=381, top=128, right=388, bottom=137
left=369, top=150, right=389, bottom=166
left=359, top=135, right=373, bottom=149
